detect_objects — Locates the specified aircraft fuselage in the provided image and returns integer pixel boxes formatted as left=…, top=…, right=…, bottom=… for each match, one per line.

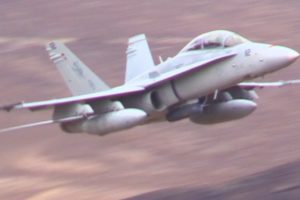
left=123, top=41, right=299, bottom=122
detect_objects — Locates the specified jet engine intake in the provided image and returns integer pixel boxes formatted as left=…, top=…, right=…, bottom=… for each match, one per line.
left=122, top=82, right=181, bottom=113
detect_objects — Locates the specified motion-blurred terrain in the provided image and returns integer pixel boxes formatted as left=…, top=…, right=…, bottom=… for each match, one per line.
left=0, top=0, right=300, bottom=199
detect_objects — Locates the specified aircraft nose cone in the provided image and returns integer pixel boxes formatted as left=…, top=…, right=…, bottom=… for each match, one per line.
left=287, top=48, right=300, bottom=63
left=267, top=46, right=299, bottom=70
left=276, top=46, right=299, bottom=65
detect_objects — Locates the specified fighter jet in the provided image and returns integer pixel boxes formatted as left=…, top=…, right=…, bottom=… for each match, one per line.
left=1, top=30, right=299, bottom=135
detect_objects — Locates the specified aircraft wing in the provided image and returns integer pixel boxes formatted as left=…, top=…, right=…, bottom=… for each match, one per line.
left=1, top=51, right=236, bottom=112
left=238, top=80, right=300, bottom=89
left=0, top=85, right=144, bottom=112
left=136, top=51, right=237, bottom=88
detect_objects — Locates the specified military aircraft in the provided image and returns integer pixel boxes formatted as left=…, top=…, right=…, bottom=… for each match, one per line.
left=0, top=30, right=299, bottom=135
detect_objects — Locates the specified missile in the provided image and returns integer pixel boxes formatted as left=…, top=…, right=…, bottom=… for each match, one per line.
left=61, top=108, right=147, bottom=136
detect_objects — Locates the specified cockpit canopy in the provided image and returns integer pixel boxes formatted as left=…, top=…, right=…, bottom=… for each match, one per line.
left=180, top=30, right=250, bottom=53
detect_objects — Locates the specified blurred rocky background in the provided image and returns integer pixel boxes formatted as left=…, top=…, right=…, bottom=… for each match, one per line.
left=0, top=0, right=300, bottom=199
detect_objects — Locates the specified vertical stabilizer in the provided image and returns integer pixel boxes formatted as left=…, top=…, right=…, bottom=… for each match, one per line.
left=47, top=41, right=110, bottom=96
left=125, top=34, right=155, bottom=83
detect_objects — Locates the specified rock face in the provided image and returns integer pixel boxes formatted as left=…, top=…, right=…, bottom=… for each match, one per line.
left=0, top=0, right=300, bottom=199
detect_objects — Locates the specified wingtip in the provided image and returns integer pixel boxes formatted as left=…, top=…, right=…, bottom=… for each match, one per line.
left=0, top=102, right=23, bottom=112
